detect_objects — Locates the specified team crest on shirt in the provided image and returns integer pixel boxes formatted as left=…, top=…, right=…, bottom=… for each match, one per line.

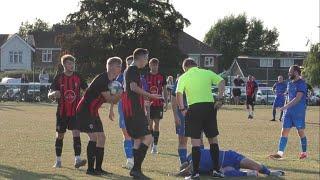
left=64, top=90, right=76, bottom=103
left=150, top=86, right=159, bottom=94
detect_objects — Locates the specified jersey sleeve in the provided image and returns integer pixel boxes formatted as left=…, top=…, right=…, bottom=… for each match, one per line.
left=210, top=71, right=223, bottom=85
left=297, top=81, right=307, bottom=94
left=50, top=74, right=60, bottom=91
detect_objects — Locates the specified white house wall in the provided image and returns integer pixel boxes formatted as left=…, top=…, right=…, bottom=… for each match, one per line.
left=1, top=36, right=32, bottom=71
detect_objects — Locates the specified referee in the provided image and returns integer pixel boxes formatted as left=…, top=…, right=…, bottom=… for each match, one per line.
left=176, top=58, right=225, bottom=179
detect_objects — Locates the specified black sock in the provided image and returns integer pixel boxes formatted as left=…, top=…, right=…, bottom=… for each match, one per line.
left=95, top=147, right=104, bottom=171
left=152, top=131, right=160, bottom=145
left=280, top=111, right=283, bottom=120
left=132, top=149, right=139, bottom=171
left=272, top=109, right=276, bottom=119
left=192, top=146, right=201, bottom=175
left=210, top=143, right=220, bottom=171
left=87, top=141, right=96, bottom=171
left=73, top=137, right=81, bottom=156
left=55, top=138, right=63, bottom=157
left=133, top=143, right=148, bottom=171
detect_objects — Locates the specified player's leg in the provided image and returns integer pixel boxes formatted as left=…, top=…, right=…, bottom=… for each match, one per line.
left=122, top=128, right=134, bottom=169
left=72, top=129, right=86, bottom=168
left=94, top=118, right=110, bottom=175
left=297, top=128, right=307, bottom=159
left=240, top=158, right=284, bottom=176
left=176, top=110, right=188, bottom=165
left=53, top=115, right=67, bottom=168
left=272, top=106, right=277, bottom=121
left=269, top=127, right=291, bottom=159
left=221, top=166, right=248, bottom=177
left=86, top=132, right=97, bottom=174
left=151, top=118, right=160, bottom=154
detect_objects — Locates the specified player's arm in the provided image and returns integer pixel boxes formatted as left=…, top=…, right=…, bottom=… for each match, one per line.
left=108, top=103, right=115, bottom=121
left=280, top=92, right=304, bottom=111
left=171, top=94, right=180, bottom=126
left=48, top=75, right=60, bottom=99
left=130, top=82, right=161, bottom=100
left=48, top=90, right=61, bottom=99
left=101, top=91, right=122, bottom=104
left=272, top=83, right=276, bottom=94
left=163, top=84, right=168, bottom=111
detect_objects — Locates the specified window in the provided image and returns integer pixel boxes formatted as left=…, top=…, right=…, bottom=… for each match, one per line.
left=204, top=56, right=214, bottom=67
left=280, top=59, right=294, bottom=67
left=260, top=59, right=273, bottom=67
left=42, top=49, right=52, bottom=62
left=9, top=51, right=22, bottom=64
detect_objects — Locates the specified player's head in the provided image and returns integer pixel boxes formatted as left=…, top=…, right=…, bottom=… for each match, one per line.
left=182, top=58, right=197, bottom=72
left=126, top=55, right=133, bottom=68
left=106, top=57, right=122, bottom=76
left=236, top=75, right=240, bottom=79
left=288, top=65, right=301, bottom=80
left=61, top=54, right=75, bottom=73
left=149, top=58, right=159, bottom=73
left=248, top=75, right=253, bottom=81
left=278, top=75, right=284, bottom=82
left=133, top=48, right=149, bottom=68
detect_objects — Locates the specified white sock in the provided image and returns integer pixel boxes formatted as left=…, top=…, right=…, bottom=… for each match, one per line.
left=277, top=151, right=284, bottom=156
left=251, top=111, right=254, bottom=116
left=75, top=156, right=81, bottom=162
left=56, top=156, right=61, bottom=162
left=127, top=158, right=134, bottom=164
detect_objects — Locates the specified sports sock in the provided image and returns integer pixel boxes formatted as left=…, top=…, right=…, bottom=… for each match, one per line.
left=55, top=138, right=63, bottom=158
left=152, top=131, right=159, bottom=145
left=123, top=139, right=133, bottom=159
left=178, top=148, right=187, bottom=164
left=272, top=109, right=276, bottom=119
left=300, top=136, right=307, bottom=152
left=95, top=147, right=104, bottom=171
left=259, top=165, right=271, bottom=175
left=192, top=146, right=201, bottom=175
left=73, top=137, right=81, bottom=157
left=87, top=141, right=96, bottom=171
left=210, top=143, right=220, bottom=171
left=278, top=136, right=288, bottom=153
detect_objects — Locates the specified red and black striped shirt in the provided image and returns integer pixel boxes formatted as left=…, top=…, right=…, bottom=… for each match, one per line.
left=146, top=72, right=166, bottom=107
left=122, top=66, right=145, bottom=119
left=50, top=73, right=87, bottom=118
left=76, top=72, right=110, bottom=117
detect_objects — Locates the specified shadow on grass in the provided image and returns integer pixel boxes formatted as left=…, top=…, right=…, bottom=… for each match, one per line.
left=0, top=164, right=71, bottom=180
left=157, top=152, right=179, bottom=157
left=0, top=105, right=22, bottom=111
left=63, top=167, right=132, bottom=180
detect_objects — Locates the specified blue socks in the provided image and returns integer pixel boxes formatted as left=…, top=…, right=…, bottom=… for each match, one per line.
left=178, top=148, right=187, bottom=164
left=259, top=165, right=271, bottom=175
left=300, top=136, right=307, bottom=152
left=123, top=139, right=133, bottom=159
left=278, top=136, right=288, bottom=152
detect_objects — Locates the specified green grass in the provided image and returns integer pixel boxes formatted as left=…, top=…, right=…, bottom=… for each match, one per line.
left=0, top=102, right=319, bottom=180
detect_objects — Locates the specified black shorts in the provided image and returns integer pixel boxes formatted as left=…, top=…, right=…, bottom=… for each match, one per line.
left=76, top=108, right=104, bottom=133
left=185, top=102, right=219, bottom=139
left=232, top=88, right=241, bottom=97
left=246, top=96, right=255, bottom=106
left=124, top=107, right=151, bottom=139
left=150, top=106, right=164, bottom=119
left=56, top=115, right=78, bottom=133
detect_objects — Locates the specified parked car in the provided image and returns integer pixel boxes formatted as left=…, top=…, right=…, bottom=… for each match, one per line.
left=255, top=89, right=276, bottom=105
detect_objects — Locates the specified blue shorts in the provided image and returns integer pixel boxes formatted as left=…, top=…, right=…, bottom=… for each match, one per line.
left=273, top=95, right=285, bottom=108
left=282, top=110, right=306, bottom=129
left=221, top=150, right=246, bottom=170
left=118, top=100, right=126, bottom=129
left=175, top=110, right=185, bottom=136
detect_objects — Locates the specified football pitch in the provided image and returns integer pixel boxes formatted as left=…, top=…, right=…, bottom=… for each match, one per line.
left=0, top=102, right=319, bottom=180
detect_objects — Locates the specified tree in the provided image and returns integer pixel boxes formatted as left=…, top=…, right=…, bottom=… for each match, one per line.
left=302, top=43, right=320, bottom=87
left=18, top=18, right=50, bottom=38
left=204, top=14, right=279, bottom=70
left=60, top=0, right=190, bottom=76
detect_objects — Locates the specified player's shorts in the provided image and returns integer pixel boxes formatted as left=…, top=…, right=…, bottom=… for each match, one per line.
left=221, top=150, right=246, bottom=170
left=150, top=106, right=164, bottom=119
left=124, top=107, right=151, bottom=139
left=118, top=100, right=126, bottom=129
left=185, top=102, right=219, bottom=139
left=246, top=96, right=254, bottom=107
left=175, top=109, right=185, bottom=136
left=282, top=110, right=306, bottom=129
left=76, top=106, right=104, bottom=133
left=56, top=115, right=77, bottom=133
left=273, top=95, right=285, bottom=108
left=232, top=88, right=241, bottom=97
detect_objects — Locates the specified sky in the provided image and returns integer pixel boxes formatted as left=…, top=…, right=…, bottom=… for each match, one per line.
left=0, top=0, right=318, bottom=51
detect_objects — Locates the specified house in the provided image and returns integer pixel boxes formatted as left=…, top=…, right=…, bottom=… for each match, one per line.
left=0, top=34, right=35, bottom=71
left=225, top=51, right=307, bottom=85
left=27, top=31, right=62, bottom=71
left=178, top=32, right=222, bottom=73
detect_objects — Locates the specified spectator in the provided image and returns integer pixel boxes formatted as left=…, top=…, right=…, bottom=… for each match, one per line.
left=232, top=75, right=244, bottom=105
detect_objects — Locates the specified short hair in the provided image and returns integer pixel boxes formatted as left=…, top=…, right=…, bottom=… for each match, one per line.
left=149, top=58, right=159, bottom=65
left=61, top=54, right=75, bottom=65
left=291, top=65, right=301, bottom=75
left=126, top=55, right=133, bottom=64
left=182, top=58, right=197, bottom=69
left=133, top=48, right=149, bottom=60
left=106, top=56, right=122, bottom=67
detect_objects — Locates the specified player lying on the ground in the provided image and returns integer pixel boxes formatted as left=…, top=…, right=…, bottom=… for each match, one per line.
left=178, top=148, right=285, bottom=177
